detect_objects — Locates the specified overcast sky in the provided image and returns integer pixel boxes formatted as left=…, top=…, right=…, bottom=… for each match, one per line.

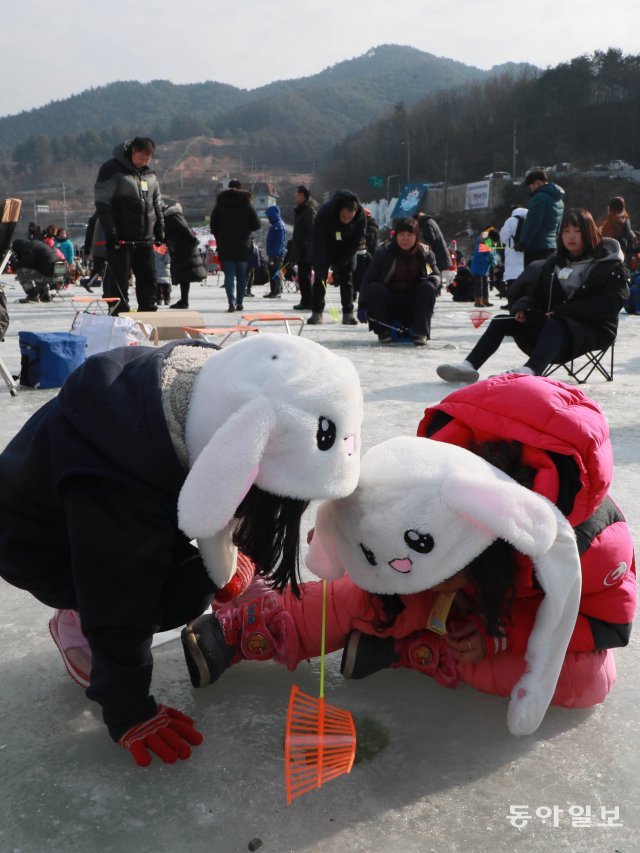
left=1, top=0, right=637, bottom=119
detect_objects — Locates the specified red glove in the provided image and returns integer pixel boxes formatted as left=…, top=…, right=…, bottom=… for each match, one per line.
left=118, top=705, right=203, bottom=767
left=212, top=551, right=256, bottom=606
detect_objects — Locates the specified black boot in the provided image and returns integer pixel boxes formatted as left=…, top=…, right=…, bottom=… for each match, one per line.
left=340, top=631, right=398, bottom=679
left=181, top=614, right=235, bottom=688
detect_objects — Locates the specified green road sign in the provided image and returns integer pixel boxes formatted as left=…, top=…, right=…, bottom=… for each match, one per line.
left=369, top=175, right=384, bottom=188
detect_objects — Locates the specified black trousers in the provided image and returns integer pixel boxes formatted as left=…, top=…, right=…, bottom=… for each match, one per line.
left=466, top=315, right=571, bottom=375
left=366, top=281, right=436, bottom=338
left=268, top=255, right=284, bottom=295
left=312, top=261, right=355, bottom=313
left=3, top=538, right=216, bottom=634
left=296, top=261, right=313, bottom=307
left=106, top=244, right=157, bottom=313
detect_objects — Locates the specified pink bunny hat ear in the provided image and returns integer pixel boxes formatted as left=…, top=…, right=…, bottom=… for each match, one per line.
left=443, top=472, right=582, bottom=735
left=305, top=501, right=346, bottom=580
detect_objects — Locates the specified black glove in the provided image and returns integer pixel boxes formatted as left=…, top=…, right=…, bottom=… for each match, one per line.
left=154, top=228, right=165, bottom=246
left=105, top=233, right=119, bottom=251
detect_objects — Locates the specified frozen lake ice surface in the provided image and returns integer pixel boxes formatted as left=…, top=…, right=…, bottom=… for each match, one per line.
left=1, top=271, right=638, bottom=852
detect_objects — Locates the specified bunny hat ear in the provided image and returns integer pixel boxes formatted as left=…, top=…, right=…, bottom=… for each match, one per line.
left=178, top=334, right=363, bottom=585
left=442, top=469, right=582, bottom=736
left=305, top=501, right=347, bottom=580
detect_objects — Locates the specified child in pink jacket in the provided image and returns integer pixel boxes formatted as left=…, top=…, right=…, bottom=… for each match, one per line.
left=183, top=376, right=635, bottom=725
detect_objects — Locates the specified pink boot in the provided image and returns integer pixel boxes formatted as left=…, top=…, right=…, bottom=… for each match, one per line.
left=48, top=609, right=92, bottom=687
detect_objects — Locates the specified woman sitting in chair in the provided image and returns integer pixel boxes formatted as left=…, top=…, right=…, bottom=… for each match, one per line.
left=437, top=208, right=630, bottom=383
left=357, top=217, right=441, bottom=346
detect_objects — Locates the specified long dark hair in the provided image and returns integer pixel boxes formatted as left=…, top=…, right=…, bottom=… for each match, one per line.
left=556, top=208, right=602, bottom=264
left=233, top=485, right=309, bottom=597
left=464, top=441, right=536, bottom=635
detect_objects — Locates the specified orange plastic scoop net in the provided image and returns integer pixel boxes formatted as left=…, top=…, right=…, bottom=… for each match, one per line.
left=284, top=581, right=356, bottom=803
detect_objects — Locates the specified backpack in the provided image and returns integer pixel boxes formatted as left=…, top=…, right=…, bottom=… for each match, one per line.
left=512, top=215, right=525, bottom=251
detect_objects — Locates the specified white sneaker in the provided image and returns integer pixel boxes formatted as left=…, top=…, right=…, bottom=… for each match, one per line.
left=501, top=366, right=536, bottom=376
left=436, top=361, right=479, bottom=384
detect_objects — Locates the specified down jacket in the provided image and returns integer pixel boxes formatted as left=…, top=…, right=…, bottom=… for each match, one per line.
left=94, top=142, right=164, bottom=243
left=417, top=374, right=636, bottom=654
left=163, top=202, right=207, bottom=284
left=518, top=182, right=565, bottom=252
left=265, top=205, right=286, bottom=258
left=511, top=237, right=629, bottom=355
left=11, top=239, right=59, bottom=276
left=209, top=188, right=261, bottom=263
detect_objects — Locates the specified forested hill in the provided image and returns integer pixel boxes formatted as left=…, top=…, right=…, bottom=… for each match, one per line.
left=320, top=48, right=640, bottom=197
left=0, top=44, right=533, bottom=153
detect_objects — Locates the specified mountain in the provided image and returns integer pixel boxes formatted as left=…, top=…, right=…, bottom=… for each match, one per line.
left=0, top=45, right=535, bottom=158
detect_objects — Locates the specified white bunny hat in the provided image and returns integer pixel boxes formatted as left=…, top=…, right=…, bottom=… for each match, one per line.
left=306, top=436, right=582, bottom=737
left=178, top=334, right=363, bottom=587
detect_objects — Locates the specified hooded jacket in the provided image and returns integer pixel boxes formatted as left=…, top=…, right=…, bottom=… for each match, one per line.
left=518, top=182, right=565, bottom=251
left=511, top=237, right=629, bottom=354
left=265, top=205, right=286, bottom=258
left=417, top=375, right=636, bottom=655
left=94, top=142, right=164, bottom=243
left=163, top=202, right=207, bottom=284
left=309, top=190, right=366, bottom=273
left=209, top=188, right=261, bottom=263
left=500, top=207, right=527, bottom=281
left=0, top=342, right=217, bottom=741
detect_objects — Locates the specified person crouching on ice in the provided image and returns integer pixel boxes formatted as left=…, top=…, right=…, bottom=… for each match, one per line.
left=0, top=334, right=362, bottom=766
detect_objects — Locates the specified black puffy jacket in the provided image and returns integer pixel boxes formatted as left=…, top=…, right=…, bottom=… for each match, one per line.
left=164, top=203, right=207, bottom=284
left=11, top=238, right=59, bottom=275
left=94, top=142, right=164, bottom=243
left=512, top=238, right=629, bottom=353
left=209, top=189, right=261, bottom=263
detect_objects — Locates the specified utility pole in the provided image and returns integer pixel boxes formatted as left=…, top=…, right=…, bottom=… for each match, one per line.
left=62, top=183, right=68, bottom=230
left=512, top=121, right=518, bottom=178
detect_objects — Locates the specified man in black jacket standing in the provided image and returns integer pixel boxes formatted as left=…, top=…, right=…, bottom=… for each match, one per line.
left=209, top=180, right=261, bottom=312
left=308, top=189, right=366, bottom=325
left=289, top=185, right=317, bottom=311
left=94, top=137, right=164, bottom=313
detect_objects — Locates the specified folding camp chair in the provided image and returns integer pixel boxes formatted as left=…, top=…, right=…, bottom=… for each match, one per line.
left=542, top=342, right=615, bottom=384
left=47, top=261, right=71, bottom=302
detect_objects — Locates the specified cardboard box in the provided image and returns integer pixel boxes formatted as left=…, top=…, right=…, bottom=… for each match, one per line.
left=127, top=310, right=206, bottom=341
